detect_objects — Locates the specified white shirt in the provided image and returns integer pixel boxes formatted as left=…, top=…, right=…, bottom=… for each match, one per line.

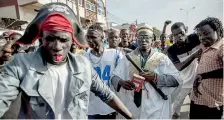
left=179, top=59, right=198, bottom=88
left=178, top=48, right=199, bottom=88
left=84, top=49, right=123, bottom=115
left=47, top=63, right=71, bottom=119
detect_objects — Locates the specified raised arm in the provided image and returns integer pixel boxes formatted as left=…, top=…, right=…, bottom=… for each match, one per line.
left=167, top=48, right=201, bottom=71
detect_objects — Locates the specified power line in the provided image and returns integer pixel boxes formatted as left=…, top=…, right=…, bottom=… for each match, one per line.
left=106, top=11, right=125, bottom=23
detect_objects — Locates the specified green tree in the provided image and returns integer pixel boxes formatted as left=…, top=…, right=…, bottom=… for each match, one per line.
left=152, top=27, right=161, bottom=39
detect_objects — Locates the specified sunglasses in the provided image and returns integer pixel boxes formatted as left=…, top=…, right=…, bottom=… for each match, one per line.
left=137, top=35, right=154, bottom=41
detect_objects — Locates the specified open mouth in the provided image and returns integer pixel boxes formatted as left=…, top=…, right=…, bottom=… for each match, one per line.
left=54, top=54, right=63, bottom=61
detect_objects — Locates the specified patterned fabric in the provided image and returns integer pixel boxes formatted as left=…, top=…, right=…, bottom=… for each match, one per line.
left=191, top=39, right=223, bottom=107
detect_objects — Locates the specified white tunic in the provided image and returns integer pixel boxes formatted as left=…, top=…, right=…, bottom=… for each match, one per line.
left=112, top=50, right=181, bottom=119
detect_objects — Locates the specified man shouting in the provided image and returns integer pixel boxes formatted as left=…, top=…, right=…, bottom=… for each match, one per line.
left=0, top=3, right=132, bottom=119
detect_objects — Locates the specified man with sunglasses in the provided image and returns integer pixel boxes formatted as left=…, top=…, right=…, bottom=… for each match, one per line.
left=111, top=25, right=181, bottom=119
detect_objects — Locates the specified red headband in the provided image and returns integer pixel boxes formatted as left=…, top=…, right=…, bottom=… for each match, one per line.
left=40, top=13, right=79, bottom=45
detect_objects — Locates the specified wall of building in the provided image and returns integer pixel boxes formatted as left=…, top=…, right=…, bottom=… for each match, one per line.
left=0, top=0, right=107, bottom=26
left=0, top=6, right=17, bottom=19
left=18, top=0, right=37, bottom=5
left=96, top=0, right=106, bottom=24
left=19, top=5, right=37, bottom=22
left=0, top=0, right=20, bottom=19
left=97, top=15, right=106, bottom=24
left=37, top=0, right=85, bottom=18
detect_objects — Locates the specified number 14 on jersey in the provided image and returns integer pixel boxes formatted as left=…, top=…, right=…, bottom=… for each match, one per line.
left=94, top=65, right=111, bottom=85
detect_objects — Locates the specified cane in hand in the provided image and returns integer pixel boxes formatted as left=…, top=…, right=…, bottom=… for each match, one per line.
left=125, top=54, right=168, bottom=100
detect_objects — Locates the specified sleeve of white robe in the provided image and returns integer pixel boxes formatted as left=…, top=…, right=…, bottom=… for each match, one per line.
left=111, top=57, right=130, bottom=91
left=155, top=56, right=181, bottom=87
left=154, top=56, right=182, bottom=103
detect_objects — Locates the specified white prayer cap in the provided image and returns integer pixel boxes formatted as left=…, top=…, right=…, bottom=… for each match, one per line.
left=137, top=24, right=153, bottom=34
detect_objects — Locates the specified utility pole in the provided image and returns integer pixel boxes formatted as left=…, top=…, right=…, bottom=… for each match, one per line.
left=180, top=7, right=195, bottom=26
left=135, top=19, right=138, bottom=25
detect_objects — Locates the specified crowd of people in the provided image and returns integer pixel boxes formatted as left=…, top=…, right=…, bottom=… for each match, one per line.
left=0, top=2, right=223, bottom=119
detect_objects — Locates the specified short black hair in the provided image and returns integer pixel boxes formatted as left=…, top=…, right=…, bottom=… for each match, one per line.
left=88, top=24, right=104, bottom=34
left=9, top=32, right=22, bottom=40
left=120, top=28, right=130, bottom=33
left=108, top=29, right=119, bottom=36
left=171, top=22, right=186, bottom=31
left=194, top=17, right=223, bottom=38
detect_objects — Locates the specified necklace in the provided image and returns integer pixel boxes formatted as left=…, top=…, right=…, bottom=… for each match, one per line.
left=138, top=48, right=150, bottom=69
left=89, top=47, right=104, bottom=64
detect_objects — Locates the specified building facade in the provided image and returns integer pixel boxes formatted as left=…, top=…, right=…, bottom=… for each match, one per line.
left=0, top=0, right=107, bottom=30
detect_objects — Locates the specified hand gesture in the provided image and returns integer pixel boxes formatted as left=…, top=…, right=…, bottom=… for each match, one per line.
left=164, top=20, right=172, bottom=25
left=193, top=49, right=203, bottom=60
left=119, top=80, right=135, bottom=90
left=139, top=71, right=156, bottom=82
left=0, top=40, right=16, bottom=62
left=193, top=75, right=202, bottom=97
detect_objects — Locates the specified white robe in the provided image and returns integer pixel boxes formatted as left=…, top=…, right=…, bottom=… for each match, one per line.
left=111, top=49, right=181, bottom=119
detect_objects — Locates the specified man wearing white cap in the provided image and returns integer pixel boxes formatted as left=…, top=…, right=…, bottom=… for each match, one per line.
left=111, top=25, right=181, bottom=119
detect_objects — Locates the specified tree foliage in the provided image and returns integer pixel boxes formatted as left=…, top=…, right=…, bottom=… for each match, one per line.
left=152, top=27, right=161, bottom=39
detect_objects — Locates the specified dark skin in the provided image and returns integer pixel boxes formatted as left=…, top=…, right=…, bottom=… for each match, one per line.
left=169, top=34, right=174, bottom=44
left=193, top=24, right=219, bottom=97
left=108, top=31, right=120, bottom=49
left=41, top=30, right=73, bottom=64
left=1, top=30, right=133, bottom=118
left=197, top=24, right=218, bottom=47
left=0, top=34, right=30, bottom=63
left=10, top=34, right=23, bottom=54
left=70, top=43, right=77, bottom=54
left=153, top=40, right=161, bottom=49
left=137, top=31, right=157, bottom=82
left=0, top=38, right=17, bottom=64
left=86, top=30, right=104, bottom=57
left=120, top=29, right=130, bottom=48
left=172, top=26, right=186, bottom=47
left=171, top=26, right=202, bottom=71
left=0, top=39, right=7, bottom=64
left=108, top=30, right=132, bottom=53
left=119, top=31, right=156, bottom=90
left=87, top=29, right=133, bottom=119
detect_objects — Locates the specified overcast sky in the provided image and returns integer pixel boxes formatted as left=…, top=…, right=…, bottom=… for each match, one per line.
left=106, top=0, right=223, bottom=34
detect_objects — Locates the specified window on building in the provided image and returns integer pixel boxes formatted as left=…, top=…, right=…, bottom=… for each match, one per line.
left=86, top=1, right=96, bottom=12
left=86, top=3, right=91, bottom=10
left=97, top=0, right=105, bottom=16
left=79, top=0, right=83, bottom=6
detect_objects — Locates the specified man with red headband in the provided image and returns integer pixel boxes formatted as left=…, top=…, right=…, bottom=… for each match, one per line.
left=0, top=3, right=132, bottom=119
